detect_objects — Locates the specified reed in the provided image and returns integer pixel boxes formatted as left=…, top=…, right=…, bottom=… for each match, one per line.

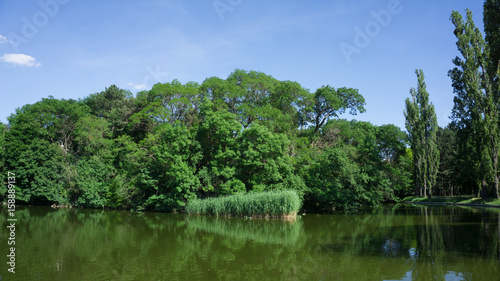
left=186, top=190, right=301, bottom=218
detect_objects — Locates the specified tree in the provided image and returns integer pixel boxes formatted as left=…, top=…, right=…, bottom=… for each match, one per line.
left=14, top=139, right=68, bottom=204
left=83, top=85, right=134, bottom=137
left=484, top=0, right=500, bottom=85
left=309, top=85, right=365, bottom=134
left=436, top=126, right=459, bottom=196
left=449, top=8, right=500, bottom=198
left=376, top=124, right=407, bottom=164
left=270, top=80, right=313, bottom=133
left=404, top=70, right=439, bottom=197
left=304, top=119, right=408, bottom=211
left=4, top=98, right=89, bottom=204
left=225, top=69, right=280, bottom=129
left=236, top=124, right=305, bottom=194
left=141, top=123, right=202, bottom=211
left=5, top=97, right=88, bottom=157
left=195, top=98, right=243, bottom=195
left=129, top=80, right=201, bottom=130
left=376, top=124, right=412, bottom=197
left=74, top=115, right=113, bottom=157
left=75, top=156, right=116, bottom=208
left=1, top=69, right=418, bottom=212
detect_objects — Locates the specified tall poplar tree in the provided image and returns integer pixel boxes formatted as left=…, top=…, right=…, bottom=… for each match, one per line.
left=404, top=70, right=439, bottom=197
left=449, top=5, right=500, bottom=198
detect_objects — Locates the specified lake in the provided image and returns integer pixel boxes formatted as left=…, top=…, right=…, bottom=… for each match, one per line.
left=0, top=204, right=498, bottom=280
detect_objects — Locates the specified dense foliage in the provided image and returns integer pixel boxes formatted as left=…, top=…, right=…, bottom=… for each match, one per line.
left=445, top=1, right=500, bottom=198
left=2, top=2, right=498, bottom=210
left=0, top=70, right=412, bottom=212
left=402, top=1, right=500, bottom=200
left=404, top=70, right=439, bottom=197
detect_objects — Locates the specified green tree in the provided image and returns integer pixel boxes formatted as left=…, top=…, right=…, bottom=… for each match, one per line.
left=74, top=115, right=113, bottom=157
left=196, top=98, right=243, bottom=195
left=15, top=139, right=68, bottom=204
left=201, top=71, right=312, bottom=135
left=83, top=85, right=134, bottom=136
left=225, top=69, right=278, bottom=129
left=484, top=0, right=500, bottom=85
left=404, top=70, right=439, bottom=197
left=4, top=97, right=89, bottom=204
left=376, top=124, right=407, bottom=164
left=128, top=80, right=201, bottom=140
left=376, top=124, right=412, bottom=197
left=112, top=135, right=151, bottom=208
left=75, top=156, right=116, bottom=208
left=236, top=124, right=305, bottom=194
left=449, top=8, right=499, bottom=198
left=436, top=126, right=459, bottom=196
left=305, top=145, right=365, bottom=212
left=309, top=85, right=366, bottom=134
left=141, top=123, right=202, bottom=211
left=305, top=119, right=406, bottom=211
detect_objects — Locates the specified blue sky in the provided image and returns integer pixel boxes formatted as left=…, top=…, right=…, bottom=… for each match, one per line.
left=0, top=0, right=485, bottom=130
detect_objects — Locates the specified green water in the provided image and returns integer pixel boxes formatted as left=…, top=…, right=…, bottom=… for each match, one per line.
left=0, top=205, right=498, bottom=280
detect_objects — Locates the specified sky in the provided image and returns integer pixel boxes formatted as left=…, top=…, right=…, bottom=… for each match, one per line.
left=0, top=0, right=486, bottom=130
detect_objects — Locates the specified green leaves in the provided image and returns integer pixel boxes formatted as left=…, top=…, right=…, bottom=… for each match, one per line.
left=1, top=69, right=412, bottom=211
left=75, top=157, right=115, bottom=208
left=15, top=140, right=68, bottom=204
left=309, top=85, right=366, bottom=133
left=404, top=70, right=439, bottom=197
left=450, top=6, right=500, bottom=198
left=237, top=124, right=298, bottom=192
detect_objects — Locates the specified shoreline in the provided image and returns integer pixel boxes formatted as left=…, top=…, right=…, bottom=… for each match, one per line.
left=405, top=201, right=500, bottom=209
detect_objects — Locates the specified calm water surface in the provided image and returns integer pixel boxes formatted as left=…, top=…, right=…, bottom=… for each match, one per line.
left=0, top=205, right=499, bottom=280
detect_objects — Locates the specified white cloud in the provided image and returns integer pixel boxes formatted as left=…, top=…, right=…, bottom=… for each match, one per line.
left=0, top=53, right=41, bottom=67
left=0, top=35, right=8, bottom=44
left=128, top=83, right=146, bottom=91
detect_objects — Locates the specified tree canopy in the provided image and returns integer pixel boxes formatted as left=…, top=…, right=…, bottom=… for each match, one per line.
left=0, top=70, right=412, bottom=212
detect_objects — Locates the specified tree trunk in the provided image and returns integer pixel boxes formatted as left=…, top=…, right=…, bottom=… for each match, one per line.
left=491, top=136, right=499, bottom=198
left=418, top=178, right=422, bottom=197
left=495, top=173, right=500, bottom=199
left=423, top=180, right=427, bottom=197
left=481, top=180, right=488, bottom=199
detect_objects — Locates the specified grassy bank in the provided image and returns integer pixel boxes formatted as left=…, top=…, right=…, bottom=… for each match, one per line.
left=403, top=196, right=500, bottom=207
left=186, top=190, right=302, bottom=218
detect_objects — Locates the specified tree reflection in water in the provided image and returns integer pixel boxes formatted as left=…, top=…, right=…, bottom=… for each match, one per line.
left=0, top=204, right=498, bottom=281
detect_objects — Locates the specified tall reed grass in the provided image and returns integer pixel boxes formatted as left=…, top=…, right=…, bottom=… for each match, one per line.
left=186, top=190, right=302, bottom=218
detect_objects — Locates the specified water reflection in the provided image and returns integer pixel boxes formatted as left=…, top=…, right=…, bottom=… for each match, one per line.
left=0, top=205, right=498, bottom=280
left=186, top=215, right=304, bottom=246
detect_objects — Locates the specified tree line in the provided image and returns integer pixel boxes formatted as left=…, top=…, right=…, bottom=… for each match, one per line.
left=1, top=1, right=499, bottom=212
left=0, top=68, right=413, bottom=212
left=407, top=1, right=500, bottom=199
